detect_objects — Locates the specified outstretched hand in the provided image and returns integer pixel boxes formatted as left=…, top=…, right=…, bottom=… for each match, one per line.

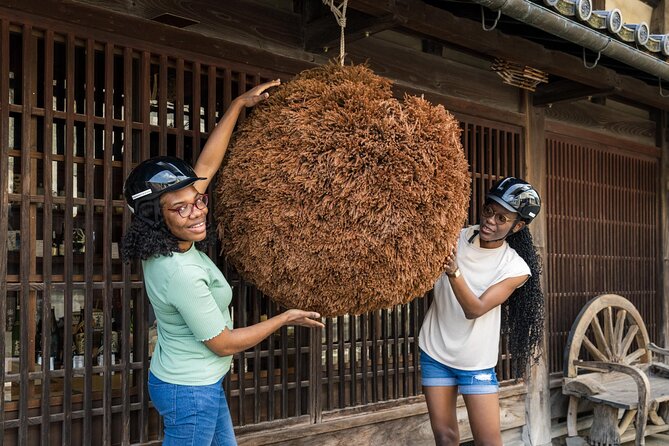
left=282, top=309, right=324, bottom=329
left=234, top=79, right=281, bottom=108
left=442, top=248, right=458, bottom=275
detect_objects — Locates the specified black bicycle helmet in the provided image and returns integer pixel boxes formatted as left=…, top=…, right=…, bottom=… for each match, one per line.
left=123, top=156, right=205, bottom=227
left=487, top=177, right=541, bottom=223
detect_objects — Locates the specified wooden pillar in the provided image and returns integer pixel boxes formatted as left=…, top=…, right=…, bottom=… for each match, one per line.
left=651, top=0, right=668, bottom=34
left=521, top=90, right=551, bottom=445
left=658, top=110, right=669, bottom=353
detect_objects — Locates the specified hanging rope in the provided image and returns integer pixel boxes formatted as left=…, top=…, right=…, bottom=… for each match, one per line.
left=323, top=0, right=348, bottom=65
left=660, top=77, right=669, bottom=98
left=481, top=6, right=501, bottom=32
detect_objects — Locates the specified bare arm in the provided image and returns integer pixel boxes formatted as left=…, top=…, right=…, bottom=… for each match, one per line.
left=204, top=309, right=323, bottom=356
left=193, top=79, right=281, bottom=193
left=443, top=251, right=528, bottom=319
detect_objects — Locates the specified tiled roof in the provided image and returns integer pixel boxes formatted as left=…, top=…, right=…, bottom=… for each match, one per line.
left=540, top=0, right=668, bottom=58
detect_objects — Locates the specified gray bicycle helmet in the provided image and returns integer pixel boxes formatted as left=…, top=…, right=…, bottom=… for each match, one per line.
left=487, top=177, right=541, bottom=223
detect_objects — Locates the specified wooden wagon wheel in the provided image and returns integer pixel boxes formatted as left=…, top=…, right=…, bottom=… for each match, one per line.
left=563, top=294, right=652, bottom=445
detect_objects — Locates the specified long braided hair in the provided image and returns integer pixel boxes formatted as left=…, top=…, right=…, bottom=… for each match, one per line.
left=503, top=225, right=544, bottom=379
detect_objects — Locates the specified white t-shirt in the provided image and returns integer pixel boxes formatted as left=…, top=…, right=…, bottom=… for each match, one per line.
left=419, top=226, right=531, bottom=370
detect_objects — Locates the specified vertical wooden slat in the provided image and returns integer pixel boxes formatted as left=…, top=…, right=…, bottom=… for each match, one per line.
left=281, top=316, right=289, bottom=418
left=371, top=310, right=378, bottom=403
left=175, top=58, right=184, bottom=159
left=237, top=282, right=246, bottom=424
left=392, top=308, right=399, bottom=399
left=191, top=62, right=201, bottom=168
left=120, top=46, right=133, bottom=446
left=309, top=320, right=322, bottom=424
left=138, top=49, right=151, bottom=443
left=360, top=314, right=367, bottom=405
left=381, top=309, right=388, bottom=401
left=102, top=40, right=114, bottom=446
left=337, top=316, right=345, bottom=408
left=325, top=317, right=334, bottom=411
left=83, top=37, right=95, bottom=446
left=237, top=72, right=247, bottom=123
left=207, top=66, right=216, bottom=136
left=17, top=25, right=33, bottom=444
left=266, top=301, right=276, bottom=421
left=61, top=32, right=76, bottom=446
left=349, top=316, right=357, bottom=406
left=158, top=54, right=167, bottom=156
left=252, top=288, right=261, bottom=424
left=40, top=28, right=55, bottom=446
left=19, top=22, right=34, bottom=446
left=294, top=310, right=302, bottom=416
left=402, top=305, right=409, bottom=397
left=0, top=17, right=9, bottom=443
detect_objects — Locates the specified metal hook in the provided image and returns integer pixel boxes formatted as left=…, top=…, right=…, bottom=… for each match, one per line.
left=481, top=6, right=501, bottom=31
left=660, top=78, right=669, bottom=98
left=582, top=47, right=601, bottom=69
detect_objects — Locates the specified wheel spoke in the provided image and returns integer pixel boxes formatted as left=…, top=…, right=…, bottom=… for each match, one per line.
left=625, top=347, right=646, bottom=365
left=613, top=309, right=627, bottom=358
left=591, top=315, right=614, bottom=360
left=591, top=316, right=613, bottom=359
left=583, top=337, right=609, bottom=362
left=619, top=324, right=639, bottom=359
left=604, top=307, right=615, bottom=355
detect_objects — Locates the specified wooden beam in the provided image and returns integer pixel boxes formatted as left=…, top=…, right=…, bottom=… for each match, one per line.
left=347, top=0, right=669, bottom=110
left=533, top=80, right=615, bottom=106
left=304, top=10, right=396, bottom=52
left=71, top=0, right=304, bottom=47
left=0, top=0, right=314, bottom=78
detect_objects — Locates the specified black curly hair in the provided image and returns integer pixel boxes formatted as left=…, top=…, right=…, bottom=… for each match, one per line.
left=503, top=225, right=545, bottom=380
left=121, top=217, right=214, bottom=262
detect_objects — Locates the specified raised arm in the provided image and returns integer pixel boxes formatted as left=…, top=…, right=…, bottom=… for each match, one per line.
left=193, top=79, right=281, bottom=193
left=443, top=251, right=527, bottom=319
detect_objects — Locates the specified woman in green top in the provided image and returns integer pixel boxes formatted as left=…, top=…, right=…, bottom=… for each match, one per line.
left=122, top=79, right=324, bottom=446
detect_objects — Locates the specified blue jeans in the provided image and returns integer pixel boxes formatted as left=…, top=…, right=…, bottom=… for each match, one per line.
left=420, top=350, right=499, bottom=395
left=148, top=371, right=237, bottom=446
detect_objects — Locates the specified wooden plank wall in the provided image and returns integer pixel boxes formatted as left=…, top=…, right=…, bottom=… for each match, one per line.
left=545, top=123, right=660, bottom=375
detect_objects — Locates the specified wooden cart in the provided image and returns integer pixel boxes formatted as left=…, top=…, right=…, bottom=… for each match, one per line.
left=562, top=294, right=669, bottom=446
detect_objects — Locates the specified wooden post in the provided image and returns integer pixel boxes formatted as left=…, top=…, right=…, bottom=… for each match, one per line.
left=650, top=0, right=668, bottom=33
left=658, top=110, right=669, bottom=353
left=521, top=90, right=552, bottom=445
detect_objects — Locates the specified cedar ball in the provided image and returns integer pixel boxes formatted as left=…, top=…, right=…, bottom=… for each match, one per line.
left=216, top=63, right=470, bottom=317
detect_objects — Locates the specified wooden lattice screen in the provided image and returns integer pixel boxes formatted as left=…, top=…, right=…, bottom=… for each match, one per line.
left=545, top=134, right=660, bottom=374
left=459, top=118, right=525, bottom=382
left=0, top=12, right=530, bottom=446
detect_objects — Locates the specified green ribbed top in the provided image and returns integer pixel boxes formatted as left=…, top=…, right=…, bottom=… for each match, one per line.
left=142, top=244, right=233, bottom=385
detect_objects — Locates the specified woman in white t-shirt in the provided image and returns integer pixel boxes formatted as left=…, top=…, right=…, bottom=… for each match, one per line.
left=419, top=177, right=545, bottom=446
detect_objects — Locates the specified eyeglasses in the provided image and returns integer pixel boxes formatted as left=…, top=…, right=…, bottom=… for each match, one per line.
left=165, top=194, right=209, bottom=218
left=481, top=204, right=516, bottom=225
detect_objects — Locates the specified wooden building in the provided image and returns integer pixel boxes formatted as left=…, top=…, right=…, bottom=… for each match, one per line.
left=0, top=0, right=667, bottom=444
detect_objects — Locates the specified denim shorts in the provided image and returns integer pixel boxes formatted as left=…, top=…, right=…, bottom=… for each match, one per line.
left=148, top=371, right=237, bottom=446
left=420, top=350, right=499, bottom=395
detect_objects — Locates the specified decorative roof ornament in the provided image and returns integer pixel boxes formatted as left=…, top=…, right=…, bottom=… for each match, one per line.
left=543, top=0, right=666, bottom=56
left=587, top=8, right=623, bottom=34
left=491, top=58, right=549, bottom=91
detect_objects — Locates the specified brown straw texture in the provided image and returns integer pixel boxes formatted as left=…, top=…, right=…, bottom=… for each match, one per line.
left=216, top=63, right=470, bottom=316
